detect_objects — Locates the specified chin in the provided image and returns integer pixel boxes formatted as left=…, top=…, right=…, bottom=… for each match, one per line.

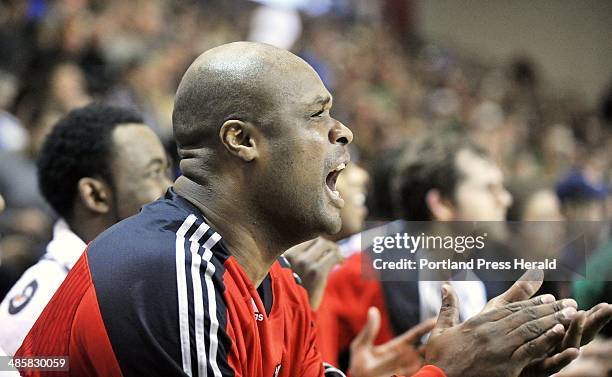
left=320, top=213, right=342, bottom=235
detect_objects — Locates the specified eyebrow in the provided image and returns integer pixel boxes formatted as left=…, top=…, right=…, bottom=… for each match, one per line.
left=145, top=158, right=166, bottom=169
left=312, top=95, right=332, bottom=107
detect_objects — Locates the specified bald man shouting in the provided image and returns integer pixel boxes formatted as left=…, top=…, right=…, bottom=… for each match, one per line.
left=15, top=43, right=601, bottom=377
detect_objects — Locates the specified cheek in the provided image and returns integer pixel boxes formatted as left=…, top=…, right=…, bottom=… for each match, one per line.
left=275, top=145, right=325, bottom=191
left=136, top=180, right=167, bottom=204
left=118, top=180, right=163, bottom=212
left=456, top=190, right=494, bottom=218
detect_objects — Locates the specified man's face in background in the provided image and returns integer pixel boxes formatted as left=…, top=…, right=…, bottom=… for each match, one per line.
left=109, top=124, right=172, bottom=220
left=452, top=149, right=512, bottom=221
left=335, top=164, right=369, bottom=239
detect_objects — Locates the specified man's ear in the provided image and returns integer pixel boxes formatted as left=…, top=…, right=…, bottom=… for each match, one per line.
left=77, top=177, right=111, bottom=215
left=219, top=120, right=259, bottom=162
left=425, top=189, right=455, bottom=221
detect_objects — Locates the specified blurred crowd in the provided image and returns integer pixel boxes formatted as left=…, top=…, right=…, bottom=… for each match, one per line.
left=0, top=0, right=611, bottom=371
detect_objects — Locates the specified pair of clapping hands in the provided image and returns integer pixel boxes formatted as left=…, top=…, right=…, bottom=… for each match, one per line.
left=349, top=272, right=612, bottom=377
left=285, top=238, right=612, bottom=377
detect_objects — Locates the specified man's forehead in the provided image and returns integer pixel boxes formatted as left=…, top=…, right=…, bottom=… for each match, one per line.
left=112, top=123, right=151, bottom=142
left=277, top=67, right=331, bottom=106
left=112, top=124, right=164, bottom=157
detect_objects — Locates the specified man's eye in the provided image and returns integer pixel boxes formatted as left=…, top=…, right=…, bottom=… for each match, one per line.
left=311, top=109, right=324, bottom=118
left=146, top=169, right=163, bottom=178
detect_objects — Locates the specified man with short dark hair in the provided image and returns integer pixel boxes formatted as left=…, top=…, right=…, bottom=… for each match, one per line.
left=316, top=135, right=510, bottom=371
left=316, top=133, right=611, bottom=376
left=392, top=136, right=510, bottom=222
left=15, top=43, right=608, bottom=377
left=0, top=103, right=171, bottom=355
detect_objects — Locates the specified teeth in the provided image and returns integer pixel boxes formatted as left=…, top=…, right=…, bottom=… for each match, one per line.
left=334, top=163, right=346, bottom=172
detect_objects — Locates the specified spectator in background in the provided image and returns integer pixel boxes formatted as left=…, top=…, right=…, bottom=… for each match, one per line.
left=0, top=191, right=6, bottom=357
left=555, top=169, right=609, bottom=295
left=328, top=163, right=370, bottom=255
left=573, top=237, right=612, bottom=339
left=316, top=135, right=512, bottom=374
left=506, top=180, right=566, bottom=298
left=365, top=145, right=406, bottom=222
left=283, top=163, right=370, bottom=310
left=556, top=169, right=608, bottom=223
left=0, top=103, right=171, bottom=355
left=0, top=191, right=21, bottom=373
left=29, top=61, right=92, bottom=155
left=507, top=180, right=564, bottom=223
left=0, top=70, right=28, bottom=153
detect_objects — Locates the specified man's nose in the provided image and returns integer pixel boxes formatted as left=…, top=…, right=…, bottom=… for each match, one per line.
left=329, top=120, right=353, bottom=145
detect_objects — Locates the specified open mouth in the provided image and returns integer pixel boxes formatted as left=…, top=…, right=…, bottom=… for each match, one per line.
left=325, top=162, right=346, bottom=207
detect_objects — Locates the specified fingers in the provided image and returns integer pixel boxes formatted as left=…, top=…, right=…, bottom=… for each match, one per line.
left=472, top=294, right=559, bottom=324
left=500, top=299, right=577, bottom=331
left=417, top=344, right=427, bottom=358
left=506, top=306, right=577, bottom=351
left=432, top=284, right=460, bottom=334
left=561, top=310, right=586, bottom=350
left=512, top=322, right=566, bottom=364
left=313, top=243, right=344, bottom=273
left=307, top=247, right=343, bottom=309
left=581, top=303, right=612, bottom=345
left=287, top=238, right=342, bottom=271
left=303, top=238, right=340, bottom=261
left=539, top=348, right=580, bottom=375
left=379, top=318, right=436, bottom=353
left=283, top=237, right=341, bottom=281
left=351, top=307, right=381, bottom=351
left=284, top=237, right=342, bottom=310
left=483, top=269, right=544, bottom=312
left=283, top=238, right=318, bottom=259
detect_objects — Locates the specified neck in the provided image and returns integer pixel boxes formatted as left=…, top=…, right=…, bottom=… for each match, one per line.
left=68, top=215, right=109, bottom=243
left=174, top=175, right=286, bottom=287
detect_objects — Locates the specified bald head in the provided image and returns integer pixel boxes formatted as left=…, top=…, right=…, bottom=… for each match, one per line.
left=172, top=42, right=353, bottom=245
left=172, top=42, right=320, bottom=151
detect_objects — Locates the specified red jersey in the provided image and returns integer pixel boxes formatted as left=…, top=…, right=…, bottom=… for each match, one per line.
left=316, top=252, right=396, bottom=367
left=16, top=189, right=445, bottom=377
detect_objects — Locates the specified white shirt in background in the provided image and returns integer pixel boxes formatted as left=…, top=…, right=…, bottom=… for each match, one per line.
left=0, top=220, right=86, bottom=355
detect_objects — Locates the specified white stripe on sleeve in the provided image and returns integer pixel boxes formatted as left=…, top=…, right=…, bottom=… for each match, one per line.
left=201, top=233, right=222, bottom=377
left=190, top=222, right=211, bottom=377
left=175, top=214, right=197, bottom=376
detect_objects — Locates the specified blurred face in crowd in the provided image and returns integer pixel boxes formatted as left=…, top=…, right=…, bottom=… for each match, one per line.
left=562, top=199, right=606, bottom=222
left=522, top=189, right=564, bottom=221
left=49, top=63, right=90, bottom=110
left=109, top=124, right=172, bottom=220
left=452, top=149, right=512, bottom=221
left=518, top=189, right=565, bottom=258
left=335, top=164, right=369, bottom=239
